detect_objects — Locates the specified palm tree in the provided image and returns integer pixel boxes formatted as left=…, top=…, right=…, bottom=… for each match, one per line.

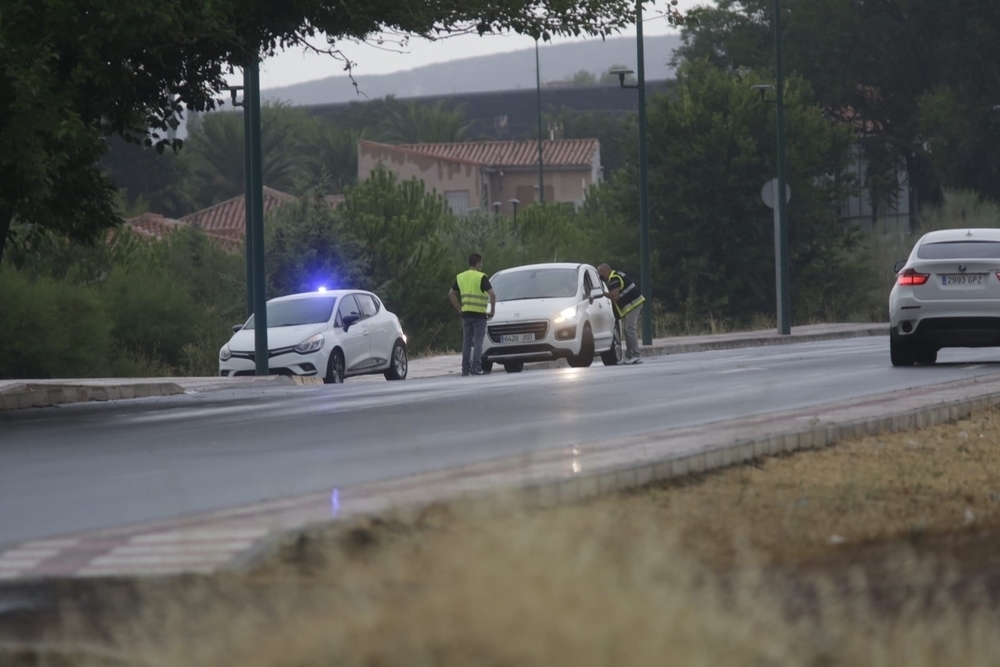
left=180, top=102, right=309, bottom=207
left=378, top=100, right=479, bottom=144
left=308, top=126, right=367, bottom=194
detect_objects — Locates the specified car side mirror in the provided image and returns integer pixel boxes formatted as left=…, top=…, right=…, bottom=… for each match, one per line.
left=893, top=259, right=906, bottom=274
left=589, top=287, right=604, bottom=303
left=232, top=324, right=243, bottom=333
left=343, top=314, right=361, bottom=331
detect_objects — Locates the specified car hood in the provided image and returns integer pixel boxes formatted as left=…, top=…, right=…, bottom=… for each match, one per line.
left=493, top=298, right=578, bottom=321
left=228, top=323, right=328, bottom=352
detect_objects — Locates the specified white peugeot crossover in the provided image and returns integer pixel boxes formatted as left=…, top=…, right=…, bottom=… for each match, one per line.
left=219, top=290, right=408, bottom=383
left=889, top=228, right=1000, bottom=366
left=481, top=262, right=623, bottom=373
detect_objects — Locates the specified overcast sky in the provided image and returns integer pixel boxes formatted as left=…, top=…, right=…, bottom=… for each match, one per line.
left=225, top=0, right=707, bottom=90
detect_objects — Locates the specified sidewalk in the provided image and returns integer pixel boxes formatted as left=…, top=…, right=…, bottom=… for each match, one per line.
left=0, top=323, right=887, bottom=410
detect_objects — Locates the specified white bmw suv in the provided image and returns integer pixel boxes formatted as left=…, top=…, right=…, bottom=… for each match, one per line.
left=219, top=290, right=408, bottom=383
left=481, top=262, right=623, bottom=373
left=889, top=228, right=1000, bottom=366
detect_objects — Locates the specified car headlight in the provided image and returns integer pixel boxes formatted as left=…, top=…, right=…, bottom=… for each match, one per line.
left=219, top=344, right=232, bottom=362
left=554, top=306, right=578, bottom=324
left=294, top=333, right=325, bottom=354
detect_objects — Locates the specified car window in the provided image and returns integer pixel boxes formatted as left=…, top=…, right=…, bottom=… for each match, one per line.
left=356, top=294, right=379, bottom=319
left=243, top=296, right=337, bottom=330
left=337, top=294, right=362, bottom=326
left=491, top=268, right=580, bottom=301
left=916, top=240, right=1000, bottom=259
left=583, top=270, right=594, bottom=294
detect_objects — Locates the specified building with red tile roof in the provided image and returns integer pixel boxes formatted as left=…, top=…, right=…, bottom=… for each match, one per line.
left=357, top=138, right=602, bottom=216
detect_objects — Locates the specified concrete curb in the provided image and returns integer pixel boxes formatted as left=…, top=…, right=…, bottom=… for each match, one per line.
left=0, top=375, right=324, bottom=412
left=0, top=382, right=185, bottom=412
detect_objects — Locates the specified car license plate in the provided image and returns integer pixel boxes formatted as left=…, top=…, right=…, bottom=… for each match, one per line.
left=500, top=333, right=535, bottom=343
left=942, top=274, right=985, bottom=286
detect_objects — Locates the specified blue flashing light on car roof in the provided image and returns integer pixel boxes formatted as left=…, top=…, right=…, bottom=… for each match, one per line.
left=317, top=286, right=327, bottom=292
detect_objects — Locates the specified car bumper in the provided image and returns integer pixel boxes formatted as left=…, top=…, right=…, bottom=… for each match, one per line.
left=483, top=321, right=580, bottom=363
left=890, top=291, right=1000, bottom=348
left=892, top=317, right=1000, bottom=348
left=219, top=349, right=325, bottom=377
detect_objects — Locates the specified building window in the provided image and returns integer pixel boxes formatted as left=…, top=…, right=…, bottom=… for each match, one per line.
left=444, top=190, right=471, bottom=216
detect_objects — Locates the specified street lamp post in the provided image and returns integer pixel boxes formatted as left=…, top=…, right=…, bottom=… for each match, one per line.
left=535, top=38, right=545, bottom=204
left=772, top=0, right=791, bottom=335
left=610, top=1, right=654, bottom=346
left=244, top=56, right=268, bottom=375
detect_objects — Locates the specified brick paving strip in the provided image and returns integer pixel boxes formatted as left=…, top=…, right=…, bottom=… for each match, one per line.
left=4, top=363, right=1000, bottom=582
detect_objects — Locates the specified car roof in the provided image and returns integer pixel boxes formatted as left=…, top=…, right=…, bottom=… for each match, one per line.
left=267, top=290, right=368, bottom=304
left=493, top=262, right=586, bottom=274
left=919, top=228, right=1000, bottom=244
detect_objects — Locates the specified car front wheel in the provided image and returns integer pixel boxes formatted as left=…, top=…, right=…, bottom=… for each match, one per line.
left=326, top=350, right=346, bottom=383
left=503, top=361, right=524, bottom=373
left=568, top=324, right=595, bottom=368
left=601, top=322, right=623, bottom=366
left=384, top=340, right=408, bottom=380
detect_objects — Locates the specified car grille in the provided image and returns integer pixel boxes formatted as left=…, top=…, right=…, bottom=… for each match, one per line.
left=230, top=345, right=296, bottom=361
left=488, top=321, right=549, bottom=343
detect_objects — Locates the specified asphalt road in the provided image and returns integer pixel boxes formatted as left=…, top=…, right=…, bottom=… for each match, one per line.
left=3, top=338, right=1000, bottom=546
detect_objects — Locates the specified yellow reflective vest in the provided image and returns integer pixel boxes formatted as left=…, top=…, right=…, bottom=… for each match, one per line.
left=608, top=270, right=645, bottom=318
left=456, top=269, right=489, bottom=314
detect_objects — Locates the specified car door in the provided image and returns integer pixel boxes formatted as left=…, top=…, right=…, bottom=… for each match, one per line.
left=336, top=294, right=372, bottom=374
left=356, top=293, right=393, bottom=366
left=583, top=267, right=613, bottom=345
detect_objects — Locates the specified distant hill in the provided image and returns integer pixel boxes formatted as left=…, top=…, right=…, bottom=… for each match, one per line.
left=263, top=34, right=682, bottom=106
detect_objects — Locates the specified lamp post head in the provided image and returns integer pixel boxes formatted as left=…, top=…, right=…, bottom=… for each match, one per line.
left=223, top=85, right=245, bottom=108
left=609, top=68, right=635, bottom=89
left=492, top=201, right=502, bottom=213
left=751, top=84, right=775, bottom=103
left=993, top=105, right=1000, bottom=112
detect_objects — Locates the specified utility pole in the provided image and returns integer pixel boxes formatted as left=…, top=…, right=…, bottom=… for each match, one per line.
left=535, top=39, right=545, bottom=204
left=773, top=0, right=791, bottom=334
left=635, top=0, right=652, bottom=345
left=245, top=56, right=269, bottom=375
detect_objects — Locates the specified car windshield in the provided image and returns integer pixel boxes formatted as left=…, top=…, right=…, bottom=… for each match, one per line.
left=916, top=241, right=1000, bottom=260
left=243, top=296, right=337, bottom=329
left=491, top=268, right=579, bottom=301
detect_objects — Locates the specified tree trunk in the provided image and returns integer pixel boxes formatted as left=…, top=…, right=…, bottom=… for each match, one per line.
left=0, top=206, right=13, bottom=269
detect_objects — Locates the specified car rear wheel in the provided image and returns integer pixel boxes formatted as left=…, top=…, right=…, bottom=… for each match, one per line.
left=601, top=322, right=623, bottom=366
left=326, top=350, right=346, bottom=383
left=503, top=361, right=524, bottom=373
left=384, top=340, right=408, bottom=380
left=568, top=325, right=595, bottom=368
left=890, top=335, right=915, bottom=367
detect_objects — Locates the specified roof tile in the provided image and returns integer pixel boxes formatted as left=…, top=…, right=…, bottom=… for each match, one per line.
left=390, top=139, right=599, bottom=168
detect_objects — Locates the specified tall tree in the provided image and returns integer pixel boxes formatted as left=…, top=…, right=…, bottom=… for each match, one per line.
left=675, top=0, right=1000, bottom=208
left=611, top=60, right=860, bottom=323
left=1, top=0, right=668, bottom=266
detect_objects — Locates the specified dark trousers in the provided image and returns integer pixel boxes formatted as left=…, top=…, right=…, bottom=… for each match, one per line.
left=462, top=315, right=488, bottom=374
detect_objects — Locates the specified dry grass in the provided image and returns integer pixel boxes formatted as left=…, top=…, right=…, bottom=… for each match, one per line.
left=19, top=408, right=1000, bottom=667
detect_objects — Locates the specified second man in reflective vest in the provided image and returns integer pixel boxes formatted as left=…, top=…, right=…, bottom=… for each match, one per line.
left=448, top=253, right=497, bottom=376
left=598, top=263, right=646, bottom=364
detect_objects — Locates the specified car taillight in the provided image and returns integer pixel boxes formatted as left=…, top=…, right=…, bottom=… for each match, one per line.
left=897, top=268, right=929, bottom=286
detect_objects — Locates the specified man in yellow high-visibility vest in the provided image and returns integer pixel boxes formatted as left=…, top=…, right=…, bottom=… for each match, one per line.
left=598, top=263, right=646, bottom=364
left=449, top=253, right=497, bottom=376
